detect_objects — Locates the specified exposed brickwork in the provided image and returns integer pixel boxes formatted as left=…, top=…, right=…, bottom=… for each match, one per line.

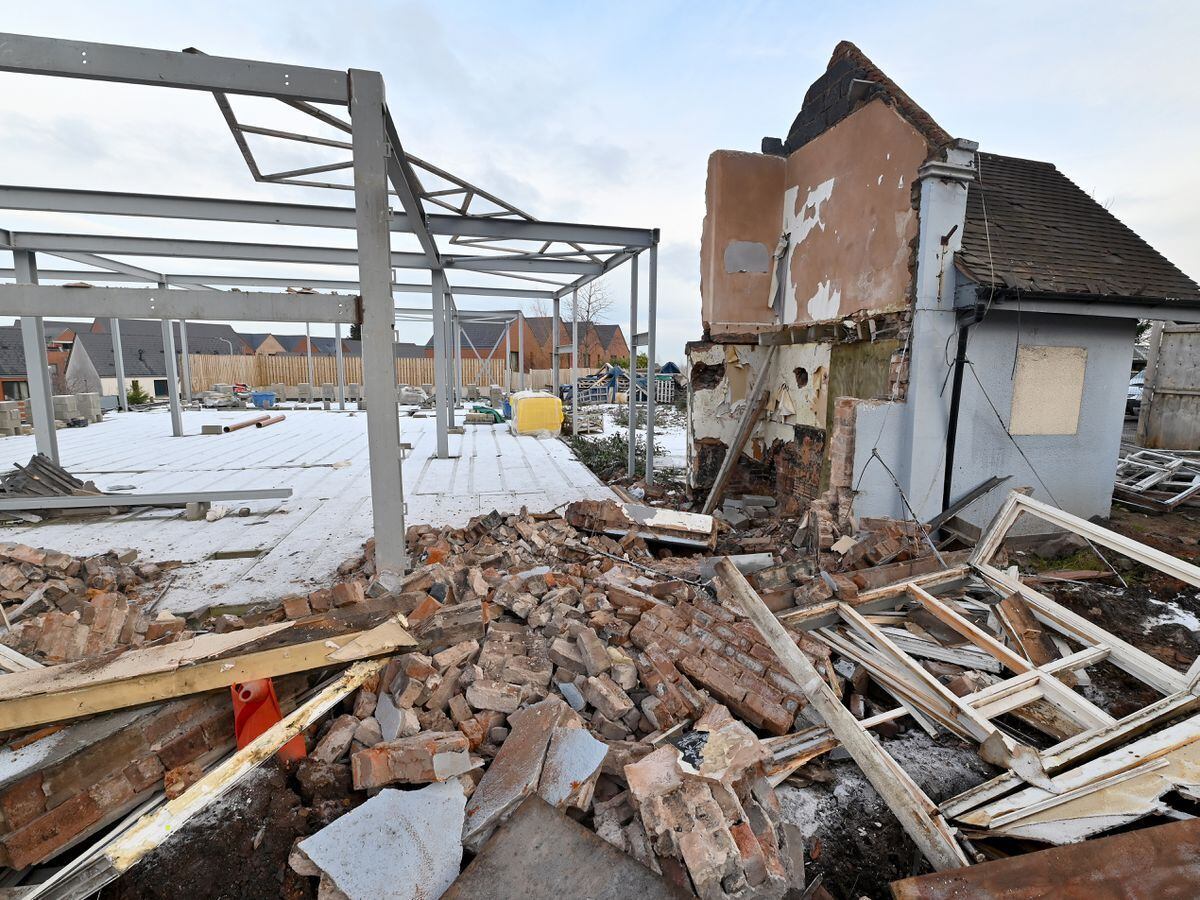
left=773, top=425, right=826, bottom=515
left=630, top=597, right=823, bottom=735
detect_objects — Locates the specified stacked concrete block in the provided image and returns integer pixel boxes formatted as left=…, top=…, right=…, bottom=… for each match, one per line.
left=51, top=395, right=78, bottom=424
left=346, top=383, right=362, bottom=401
left=0, top=401, right=21, bottom=436
left=75, top=393, right=103, bottom=423
left=212, top=383, right=234, bottom=395
left=297, top=383, right=315, bottom=402
left=321, top=383, right=336, bottom=401
left=269, top=383, right=287, bottom=402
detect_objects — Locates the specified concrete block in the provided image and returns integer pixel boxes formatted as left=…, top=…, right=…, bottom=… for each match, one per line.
left=200, top=424, right=224, bottom=435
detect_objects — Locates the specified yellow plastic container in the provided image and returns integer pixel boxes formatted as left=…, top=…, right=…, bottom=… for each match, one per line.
left=510, top=390, right=564, bottom=436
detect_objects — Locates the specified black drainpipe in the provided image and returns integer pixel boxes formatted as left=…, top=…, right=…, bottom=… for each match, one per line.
left=941, top=305, right=984, bottom=514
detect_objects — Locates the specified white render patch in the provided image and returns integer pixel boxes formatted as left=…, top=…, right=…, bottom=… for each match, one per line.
left=807, top=279, right=842, bottom=321
left=0, top=408, right=615, bottom=614
left=781, top=178, right=836, bottom=323
left=538, top=726, right=608, bottom=808
left=297, top=781, right=466, bottom=900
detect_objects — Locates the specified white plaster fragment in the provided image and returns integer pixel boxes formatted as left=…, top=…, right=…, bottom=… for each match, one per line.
left=780, top=178, right=837, bottom=323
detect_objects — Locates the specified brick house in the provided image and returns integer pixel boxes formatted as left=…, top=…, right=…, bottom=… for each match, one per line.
left=425, top=317, right=627, bottom=373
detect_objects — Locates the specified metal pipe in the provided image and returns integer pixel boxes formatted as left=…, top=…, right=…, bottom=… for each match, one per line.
left=255, top=414, right=287, bottom=428
left=224, top=413, right=271, bottom=432
left=941, top=320, right=973, bottom=515
left=627, top=254, right=639, bottom=477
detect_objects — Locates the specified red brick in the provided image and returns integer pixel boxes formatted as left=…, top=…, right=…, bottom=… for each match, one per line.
left=0, top=792, right=102, bottom=869
left=123, top=755, right=166, bottom=792
left=0, top=773, right=45, bottom=831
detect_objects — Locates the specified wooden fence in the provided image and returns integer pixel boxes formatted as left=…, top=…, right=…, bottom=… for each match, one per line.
left=186, top=354, right=509, bottom=394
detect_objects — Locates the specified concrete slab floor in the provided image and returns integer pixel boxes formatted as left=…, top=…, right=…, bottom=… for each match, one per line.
left=0, top=407, right=615, bottom=614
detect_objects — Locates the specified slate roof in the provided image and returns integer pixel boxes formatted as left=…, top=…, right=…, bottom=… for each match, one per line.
left=592, top=324, right=622, bottom=349
left=958, top=153, right=1200, bottom=301
left=241, top=333, right=278, bottom=351
left=93, top=319, right=254, bottom=355
left=422, top=321, right=510, bottom=353
left=769, top=41, right=951, bottom=156
left=0, top=326, right=27, bottom=377
left=74, top=330, right=169, bottom=378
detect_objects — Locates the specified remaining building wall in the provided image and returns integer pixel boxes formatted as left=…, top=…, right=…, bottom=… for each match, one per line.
left=1138, top=324, right=1200, bottom=450
left=780, top=100, right=926, bottom=325
left=699, top=99, right=928, bottom=338
left=848, top=310, right=1134, bottom=530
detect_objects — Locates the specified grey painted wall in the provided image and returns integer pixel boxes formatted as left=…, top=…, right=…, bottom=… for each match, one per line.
left=948, top=308, right=1135, bottom=530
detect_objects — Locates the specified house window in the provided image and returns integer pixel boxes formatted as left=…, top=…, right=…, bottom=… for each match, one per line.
left=2, top=380, right=28, bottom=401
left=153, top=379, right=169, bottom=397
left=1009, top=345, right=1087, bottom=435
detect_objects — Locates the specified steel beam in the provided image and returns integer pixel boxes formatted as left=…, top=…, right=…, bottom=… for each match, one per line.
left=0, top=284, right=356, bottom=323
left=14, top=251, right=58, bottom=463
left=3, top=232, right=600, bottom=275
left=627, top=254, right=638, bottom=477
left=110, top=317, right=127, bottom=411
left=350, top=68, right=406, bottom=575
left=178, top=320, right=192, bottom=402
left=0, top=488, right=293, bottom=511
left=0, top=185, right=657, bottom=247
left=0, top=33, right=348, bottom=102
left=645, top=244, right=658, bottom=484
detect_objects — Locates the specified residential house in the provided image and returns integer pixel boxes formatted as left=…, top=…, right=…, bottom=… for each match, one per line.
left=689, top=41, right=1200, bottom=530
left=66, top=330, right=175, bottom=399
left=242, top=333, right=289, bottom=355
left=457, top=317, right=628, bottom=372
left=91, top=319, right=254, bottom=356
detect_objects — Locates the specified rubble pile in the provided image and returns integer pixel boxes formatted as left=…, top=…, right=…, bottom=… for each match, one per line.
left=0, top=543, right=186, bottom=664
left=5, top=487, right=1200, bottom=897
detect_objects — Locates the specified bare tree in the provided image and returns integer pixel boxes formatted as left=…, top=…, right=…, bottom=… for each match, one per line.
left=525, top=280, right=614, bottom=324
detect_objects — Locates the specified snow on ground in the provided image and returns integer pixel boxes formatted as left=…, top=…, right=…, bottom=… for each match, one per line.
left=576, top=402, right=688, bottom=470
left=1147, top=594, right=1200, bottom=632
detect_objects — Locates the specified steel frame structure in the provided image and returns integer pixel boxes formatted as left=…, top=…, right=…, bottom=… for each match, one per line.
left=0, top=33, right=660, bottom=574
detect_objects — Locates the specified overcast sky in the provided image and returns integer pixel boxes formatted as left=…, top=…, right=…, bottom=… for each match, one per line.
left=2, top=1, right=1198, bottom=361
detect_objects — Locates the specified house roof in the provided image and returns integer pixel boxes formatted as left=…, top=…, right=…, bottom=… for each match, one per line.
left=958, top=153, right=1200, bottom=301
left=241, top=333, right=278, bottom=350
left=93, top=319, right=253, bottom=355
left=73, top=330, right=169, bottom=379
left=422, top=320, right=510, bottom=354
left=0, top=326, right=27, bottom=377
left=770, top=41, right=951, bottom=156
left=592, top=324, right=621, bottom=348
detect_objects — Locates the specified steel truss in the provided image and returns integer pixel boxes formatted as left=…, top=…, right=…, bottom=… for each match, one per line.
left=0, top=33, right=661, bottom=574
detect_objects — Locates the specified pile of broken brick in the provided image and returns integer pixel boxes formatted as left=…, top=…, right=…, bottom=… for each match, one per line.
left=0, top=543, right=186, bottom=664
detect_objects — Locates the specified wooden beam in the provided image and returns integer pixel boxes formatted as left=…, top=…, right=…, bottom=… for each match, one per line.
left=0, top=610, right=414, bottom=732
left=714, top=558, right=969, bottom=871
left=27, top=660, right=385, bottom=900
left=701, top=345, right=778, bottom=515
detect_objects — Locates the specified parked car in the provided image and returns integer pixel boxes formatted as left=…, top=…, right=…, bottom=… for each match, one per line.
left=1127, top=371, right=1145, bottom=415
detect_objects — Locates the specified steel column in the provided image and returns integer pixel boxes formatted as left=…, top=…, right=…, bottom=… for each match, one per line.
left=15, top=251, right=58, bottom=463
left=178, top=319, right=192, bottom=401
left=453, top=312, right=463, bottom=402
left=158, top=293, right=183, bottom=437
left=571, top=288, right=579, bottom=436
left=350, top=68, right=407, bottom=575
left=504, top=326, right=511, bottom=391
left=627, top=254, right=639, bottom=477
left=552, top=296, right=561, bottom=397
left=518, top=309, right=526, bottom=390
left=645, top=245, right=658, bottom=484
left=305, top=322, right=315, bottom=396
left=430, top=270, right=450, bottom=458
left=110, top=317, right=127, bottom=411
left=334, top=321, right=346, bottom=409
